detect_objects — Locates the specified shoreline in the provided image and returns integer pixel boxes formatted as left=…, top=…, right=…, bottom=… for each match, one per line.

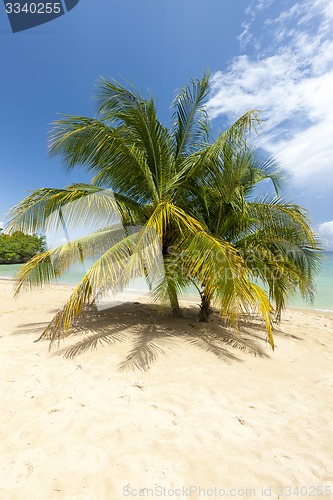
left=1, top=278, right=332, bottom=315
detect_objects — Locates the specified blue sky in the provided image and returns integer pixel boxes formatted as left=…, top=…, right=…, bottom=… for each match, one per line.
left=1, top=0, right=332, bottom=248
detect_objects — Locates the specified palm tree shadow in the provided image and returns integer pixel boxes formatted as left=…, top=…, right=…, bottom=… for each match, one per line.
left=272, top=328, right=302, bottom=341
left=55, top=302, right=273, bottom=371
left=13, top=311, right=66, bottom=337
left=13, top=321, right=52, bottom=336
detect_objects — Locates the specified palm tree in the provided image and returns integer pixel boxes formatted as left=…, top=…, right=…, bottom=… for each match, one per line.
left=7, top=74, right=318, bottom=347
left=182, top=144, right=321, bottom=321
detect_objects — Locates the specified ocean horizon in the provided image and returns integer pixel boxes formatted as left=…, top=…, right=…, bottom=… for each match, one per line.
left=1, top=251, right=332, bottom=312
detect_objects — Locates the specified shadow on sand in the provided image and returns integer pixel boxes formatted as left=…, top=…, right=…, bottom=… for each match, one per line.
left=15, top=302, right=301, bottom=371
left=58, top=303, right=272, bottom=370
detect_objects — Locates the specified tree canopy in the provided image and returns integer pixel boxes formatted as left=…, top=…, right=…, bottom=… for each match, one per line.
left=0, top=230, right=45, bottom=264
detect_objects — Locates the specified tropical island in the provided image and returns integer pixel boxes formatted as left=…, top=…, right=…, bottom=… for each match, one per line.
left=0, top=229, right=45, bottom=264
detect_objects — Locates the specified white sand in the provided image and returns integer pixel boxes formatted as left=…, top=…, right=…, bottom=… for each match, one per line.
left=0, top=280, right=332, bottom=499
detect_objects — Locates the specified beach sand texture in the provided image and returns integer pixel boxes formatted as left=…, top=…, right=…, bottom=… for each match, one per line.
left=0, top=281, right=332, bottom=499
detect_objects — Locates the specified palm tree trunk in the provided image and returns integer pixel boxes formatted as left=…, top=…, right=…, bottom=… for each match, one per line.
left=165, top=278, right=183, bottom=317
left=162, top=231, right=183, bottom=318
left=170, top=291, right=183, bottom=318
left=199, top=292, right=212, bottom=322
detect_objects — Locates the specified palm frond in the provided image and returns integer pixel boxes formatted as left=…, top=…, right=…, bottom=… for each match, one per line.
left=177, top=231, right=274, bottom=346
left=172, top=72, right=210, bottom=158
left=49, top=116, right=117, bottom=170
left=49, top=117, right=162, bottom=203
left=7, top=184, right=122, bottom=234
left=170, top=110, right=261, bottom=189
left=95, top=78, right=175, bottom=200
left=96, top=77, right=143, bottom=123
left=13, top=226, right=130, bottom=294
left=248, top=197, right=320, bottom=249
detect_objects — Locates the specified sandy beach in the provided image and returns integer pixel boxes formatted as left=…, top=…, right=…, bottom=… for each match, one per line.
left=0, top=280, right=332, bottom=499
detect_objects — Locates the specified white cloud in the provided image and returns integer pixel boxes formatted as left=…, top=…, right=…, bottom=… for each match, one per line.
left=208, top=0, right=333, bottom=188
left=245, top=0, right=274, bottom=17
left=318, top=221, right=333, bottom=250
left=239, top=0, right=274, bottom=50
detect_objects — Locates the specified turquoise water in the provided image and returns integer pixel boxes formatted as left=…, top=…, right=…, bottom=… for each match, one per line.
left=288, top=251, right=333, bottom=311
left=0, top=262, right=92, bottom=285
left=1, top=252, right=332, bottom=311
left=0, top=263, right=22, bottom=279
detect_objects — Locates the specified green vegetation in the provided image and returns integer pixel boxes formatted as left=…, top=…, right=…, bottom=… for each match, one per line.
left=7, top=74, right=320, bottom=346
left=0, top=229, right=45, bottom=264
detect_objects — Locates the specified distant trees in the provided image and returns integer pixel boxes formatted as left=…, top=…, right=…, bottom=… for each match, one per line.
left=0, top=230, right=45, bottom=264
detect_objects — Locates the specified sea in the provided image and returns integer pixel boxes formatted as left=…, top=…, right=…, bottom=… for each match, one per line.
left=1, top=252, right=332, bottom=312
